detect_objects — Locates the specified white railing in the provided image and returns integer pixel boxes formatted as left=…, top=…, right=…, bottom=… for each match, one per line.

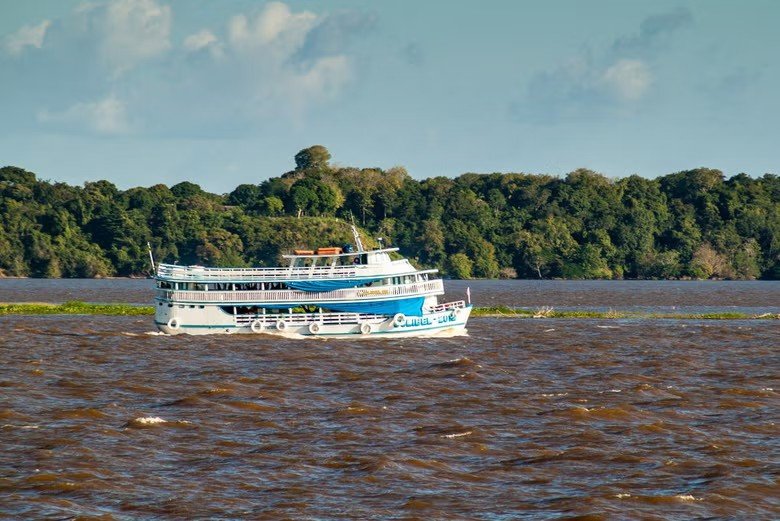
left=427, top=300, right=466, bottom=313
left=156, top=279, right=444, bottom=304
left=156, top=260, right=429, bottom=281
left=234, top=311, right=388, bottom=327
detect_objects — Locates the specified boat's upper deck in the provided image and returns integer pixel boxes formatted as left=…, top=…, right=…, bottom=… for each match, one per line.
left=156, top=248, right=436, bottom=283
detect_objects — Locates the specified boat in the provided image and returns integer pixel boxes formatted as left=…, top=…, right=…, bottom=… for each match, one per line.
left=153, top=226, right=471, bottom=337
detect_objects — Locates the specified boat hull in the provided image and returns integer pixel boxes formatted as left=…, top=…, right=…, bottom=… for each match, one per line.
left=154, top=303, right=471, bottom=338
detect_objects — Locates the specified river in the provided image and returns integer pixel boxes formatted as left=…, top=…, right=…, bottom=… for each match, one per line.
left=1, top=280, right=777, bottom=519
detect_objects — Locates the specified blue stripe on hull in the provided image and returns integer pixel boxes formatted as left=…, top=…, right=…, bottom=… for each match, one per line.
left=323, top=297, right=424, bottom=316
left=286, top=278, right=380, bottom=292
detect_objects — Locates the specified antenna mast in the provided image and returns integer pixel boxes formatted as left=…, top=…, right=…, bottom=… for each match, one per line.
left=147, top=242, right=156, bottom=275
left=350, top=224, right=365, bottom=252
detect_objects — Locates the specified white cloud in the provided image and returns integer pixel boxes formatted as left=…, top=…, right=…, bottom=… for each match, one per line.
left=515, top=8, right=691, bottom=122
left=602, top=59, right=652, bottom=101
left=228, top=2, right=316, bottom=53
left=3, top=20, right=50, bottom=56
left=184, top=29, right=218, bottom=52
left=99, top=0, right=171, bottom=73
left=275, top=55, right=351, bottom=118
left=2, top=1, right=370, bottom=136
left=219, top=2, right=354, bottom=118
left=38, top=95, right=131, bottom=135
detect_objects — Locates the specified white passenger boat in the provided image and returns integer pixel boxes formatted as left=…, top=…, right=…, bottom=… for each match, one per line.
left=153, top=227, right=471, bottom=337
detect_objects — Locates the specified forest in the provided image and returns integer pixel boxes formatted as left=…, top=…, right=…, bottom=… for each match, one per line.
left=0, top=145, right=778, bottom=279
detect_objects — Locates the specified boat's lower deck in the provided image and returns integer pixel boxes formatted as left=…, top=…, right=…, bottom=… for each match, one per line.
left=154, top=300, right=471, bottom=337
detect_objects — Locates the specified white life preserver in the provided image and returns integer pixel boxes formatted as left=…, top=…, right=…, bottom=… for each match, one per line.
left=392, top=313, right=405, bottom=327
left=250, top=319, right=264, bottom=333
left=308, top=322, right=321, bottom=335
left=276, top=319, right=287, bottom=331
left=360, top=322, right=372, bottom=335
left=167, top=317, right=180, bottom=330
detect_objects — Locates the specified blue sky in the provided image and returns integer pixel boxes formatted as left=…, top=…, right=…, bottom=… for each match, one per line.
left=1, top=0, right=777, bottom=192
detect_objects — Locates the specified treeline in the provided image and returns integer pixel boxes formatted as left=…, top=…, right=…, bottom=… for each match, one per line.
left=0, top=145, right=778, bottom=279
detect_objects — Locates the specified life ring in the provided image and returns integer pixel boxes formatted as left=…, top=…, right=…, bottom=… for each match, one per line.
left=167, top=317, right=180, bottom=330
left=276, top=320, right=287, bottom=331
left=308, top=322, right=321, bottom=334
left=250, top=319, right=264, bottom=333
left=392, top=313, right=405, bottom=327
left=360, top=322, right=372, bottom=335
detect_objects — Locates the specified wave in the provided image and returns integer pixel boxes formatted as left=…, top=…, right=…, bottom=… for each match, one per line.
left=429, top=357, right=480, bottom=369
left=123, top=416, right=193, bottom=429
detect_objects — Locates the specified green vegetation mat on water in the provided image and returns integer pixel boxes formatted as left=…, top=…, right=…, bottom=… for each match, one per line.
left=0, top=301, right=154, bottom=316
left=0, top=301, right=777, bottom=320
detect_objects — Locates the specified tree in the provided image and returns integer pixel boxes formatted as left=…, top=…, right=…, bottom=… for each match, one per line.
left=0, top=158, right=777, bottom=280
left=294, top=145, right=331, bottom=171
left=447, top=253, right=473, bottom=279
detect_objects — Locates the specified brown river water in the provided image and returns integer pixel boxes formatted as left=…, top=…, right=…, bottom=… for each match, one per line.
left=1, top=280, right=778, bottom=519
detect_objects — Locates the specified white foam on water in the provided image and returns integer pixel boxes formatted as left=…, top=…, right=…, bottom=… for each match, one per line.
left=441, top=431, right=472, bottom=439
left=544, top=328, right=555, bottom=332
left=126, top=416, right=193, bottom=428
left=2, top=424, right=39, bottom=429
left=541, top=393, right=568, bottom=397
left=144, top=331, right=168, bottom=336
left=614, top=493, right=631, bottom=499
left=596, top=325, right=620, bottom=329
left=133, top=416, right=166, bottom=425
left=675, top=494, right=702, bottom=501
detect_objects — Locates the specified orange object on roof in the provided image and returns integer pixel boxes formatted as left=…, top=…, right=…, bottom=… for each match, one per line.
left=316, top=247, right=343, bottom=255
left=293, top=249, right=315, bottom=255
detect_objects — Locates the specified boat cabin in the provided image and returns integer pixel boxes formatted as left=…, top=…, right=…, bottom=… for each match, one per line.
left=286, top=247, right=398, bottom=268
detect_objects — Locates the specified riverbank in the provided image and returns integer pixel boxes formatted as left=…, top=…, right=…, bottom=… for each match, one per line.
left=1, top=301, right=777, bottom=320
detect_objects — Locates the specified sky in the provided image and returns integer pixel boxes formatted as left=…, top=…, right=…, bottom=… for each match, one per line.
left=0, top=0, right=778, bottom=193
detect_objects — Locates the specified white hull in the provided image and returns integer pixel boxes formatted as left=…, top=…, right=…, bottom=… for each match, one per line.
left=155, top=302, right=471, bottom=338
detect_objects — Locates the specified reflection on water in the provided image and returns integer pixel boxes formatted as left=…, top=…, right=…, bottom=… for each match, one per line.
left=1, top=314, right=777, bottom=518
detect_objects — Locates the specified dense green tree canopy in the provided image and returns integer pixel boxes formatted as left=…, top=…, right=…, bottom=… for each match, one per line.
left=0, top=153, right=777, bottom=279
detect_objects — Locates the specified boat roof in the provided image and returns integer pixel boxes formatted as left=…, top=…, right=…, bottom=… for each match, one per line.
left=154, top=262, right=438, bottom=282
left=282, top=247, right=399, bottom=259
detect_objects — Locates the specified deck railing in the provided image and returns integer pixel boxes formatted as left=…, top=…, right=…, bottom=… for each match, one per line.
left=427, top=300, right=466, bottom=313
left=234, top=311, right=388, bottom=327
left=156, top=279, right=444, bottom=304
left=155, top=260, right=425, bottom=281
